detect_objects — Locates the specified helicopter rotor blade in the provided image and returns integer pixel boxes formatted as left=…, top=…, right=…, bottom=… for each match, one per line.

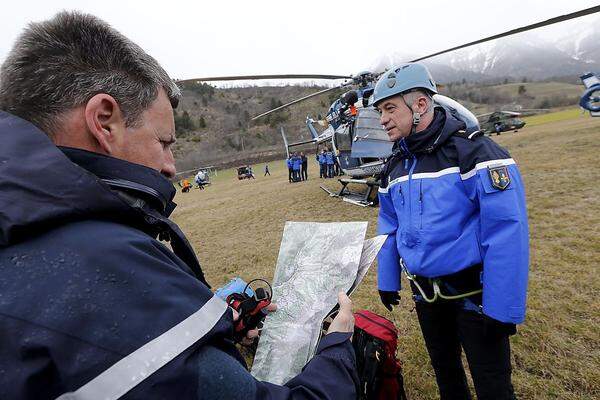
left=251, top=84, right=350, bottom=121
left=177, top=74, right=352, bottom=84
left=411, top=5, right=600, bottom=63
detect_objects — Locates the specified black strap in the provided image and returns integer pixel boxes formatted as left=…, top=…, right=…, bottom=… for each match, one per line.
left=362, top=340, right=382, bottom=397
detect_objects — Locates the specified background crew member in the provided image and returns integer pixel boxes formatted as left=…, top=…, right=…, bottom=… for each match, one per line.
left=286, top=156, right=293, bottom=183
left=292, top=152, right=302, bottom=182
left=300, top=152, right=308, bottom=181
left=195, top=170, right=208, bottom=189
left=317, top=149, right=326, bottom=178
left=325, top=148, right=335, bottom=178
left=373, top=63, right=529, bottom=400
left=0, top=12, right=359, bottom=399
left=333, top=156, right=341, bottom=176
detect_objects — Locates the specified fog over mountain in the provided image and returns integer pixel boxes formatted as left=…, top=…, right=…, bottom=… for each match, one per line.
left=371, top=19, right=600, bottom=82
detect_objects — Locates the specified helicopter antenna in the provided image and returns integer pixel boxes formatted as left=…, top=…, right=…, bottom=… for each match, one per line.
left=411, top=5, right=600, bottom=62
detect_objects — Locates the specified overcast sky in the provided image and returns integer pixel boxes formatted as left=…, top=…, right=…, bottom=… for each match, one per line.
left=1, top=0, right=599, bottom=84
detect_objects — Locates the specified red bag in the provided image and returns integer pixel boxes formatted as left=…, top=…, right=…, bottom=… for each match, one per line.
left=353, top=310, right=407, bottom=400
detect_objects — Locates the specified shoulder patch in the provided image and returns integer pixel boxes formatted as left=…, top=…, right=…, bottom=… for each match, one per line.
left=454, top=129, right=484, bottom=140
left=488, top=165, right=511, bottom=190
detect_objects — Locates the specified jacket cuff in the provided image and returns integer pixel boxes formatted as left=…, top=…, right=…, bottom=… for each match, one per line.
left=315, top=332, right=354, bottom=357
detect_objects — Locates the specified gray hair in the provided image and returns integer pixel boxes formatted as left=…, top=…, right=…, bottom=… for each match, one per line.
left=0, top=11, right=181, bottom=136
left=403, top=89, right=434, bottom=114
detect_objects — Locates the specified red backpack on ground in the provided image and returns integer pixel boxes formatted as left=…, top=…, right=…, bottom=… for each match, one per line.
left=353, top=310, right=407, bottom=400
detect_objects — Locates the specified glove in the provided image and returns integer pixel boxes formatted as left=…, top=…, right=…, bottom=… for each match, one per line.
left=483, top=314, right=517, bottom=338
left=379, top=290, right=400, bottom=311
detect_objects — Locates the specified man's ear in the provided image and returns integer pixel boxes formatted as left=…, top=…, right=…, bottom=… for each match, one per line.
left=84, top=94, right=124, bottom=155
left=416, top=96, right=430, bottom=114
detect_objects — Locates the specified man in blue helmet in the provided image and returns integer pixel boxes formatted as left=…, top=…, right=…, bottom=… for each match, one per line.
left=373, top=63, right=529, bottom=400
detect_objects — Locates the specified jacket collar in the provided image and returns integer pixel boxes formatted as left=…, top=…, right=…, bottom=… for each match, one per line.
left=392, top=106, right=465, bottom=157
left=59, top=147, right=177, bottom=217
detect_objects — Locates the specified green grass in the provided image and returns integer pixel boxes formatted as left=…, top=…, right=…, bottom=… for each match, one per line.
left=522, top=107, right=587, bottom=127
left=171, top=112, right=600, bottom=399
left=488, top=82, right=583, bottom=99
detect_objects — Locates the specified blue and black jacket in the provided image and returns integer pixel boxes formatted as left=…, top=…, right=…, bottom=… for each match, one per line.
left=325, top=152, right=334, bottom=165
left=377, top=107, right=529, bottom=324
left=0, top=111, right=358, bottom=399
left=292, top=156, right=302, bottom=171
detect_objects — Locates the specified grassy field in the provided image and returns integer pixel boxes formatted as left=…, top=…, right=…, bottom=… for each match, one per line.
left=522, top=107, right=587, bottom=127
left=487, top=82, right=583, bottom=100
left=172, top=111, right=600, bottom=399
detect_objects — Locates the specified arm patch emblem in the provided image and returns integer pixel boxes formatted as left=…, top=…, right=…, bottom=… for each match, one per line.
left=488, top=165, right=511, bottom=190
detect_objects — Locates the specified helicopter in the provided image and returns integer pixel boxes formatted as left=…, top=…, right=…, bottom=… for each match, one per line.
left=477, top=111, right=526, bottom=135
left=176, top=5, right=600, bottom=206
left=579, top=72, right=600, bottom=116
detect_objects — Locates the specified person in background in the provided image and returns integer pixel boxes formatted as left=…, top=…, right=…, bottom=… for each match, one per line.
left=325, top=148, right=335, bottom=178
left=247, top=165, right=255, bottom=179
left=264, top=164, right=270, bottom=176
left=300, top=152, right=308, bottom=181
left=182, top=178, right=192, bottom=193
left=195, top=170, right=208, bottom=189
left=334, top=156, right=341, bottom=176
left=286, top=156, right=293, bottom=183
left=292, top=152, right=302, bottom=182
left=317, top=149, right=326, bottom=178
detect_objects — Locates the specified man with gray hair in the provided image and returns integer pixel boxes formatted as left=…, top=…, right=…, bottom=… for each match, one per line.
left=373, top=63, right=529, bottom=399
left=0, top=11, right=358, bottom=399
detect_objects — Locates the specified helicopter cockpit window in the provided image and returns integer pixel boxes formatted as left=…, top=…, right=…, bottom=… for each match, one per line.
left=350, top=109, right=393, bottom=159
left=334, top=124, right=353, bottom=152
left=354, top=109, right=388, bottom=140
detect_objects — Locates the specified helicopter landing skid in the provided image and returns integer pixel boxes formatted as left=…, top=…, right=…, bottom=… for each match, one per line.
left=320, top=178, right=379, bottom=207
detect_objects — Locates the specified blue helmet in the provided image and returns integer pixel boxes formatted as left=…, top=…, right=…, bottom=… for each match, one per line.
left=372, top=63, right=437, bottom=107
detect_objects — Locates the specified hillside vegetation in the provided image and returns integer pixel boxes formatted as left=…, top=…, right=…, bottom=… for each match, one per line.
left=172, top=110, right=600, bottom=399
left=172, top=82, right=345, bottom=170
left=173, top=80, right=586, bottom=171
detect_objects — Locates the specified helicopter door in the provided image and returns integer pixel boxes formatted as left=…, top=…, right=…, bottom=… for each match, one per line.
left=351, top=108, right=393, bottom=159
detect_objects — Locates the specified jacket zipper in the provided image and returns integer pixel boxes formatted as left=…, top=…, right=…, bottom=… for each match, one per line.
left=400, top=140, right=418, bottom=240
left=407, top=155, right=417, bottom=235
left=419, top=180, right=423, bottom=229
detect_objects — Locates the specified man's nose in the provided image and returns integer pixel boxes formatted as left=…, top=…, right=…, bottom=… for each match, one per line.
left=380, top=113, right=389, bottom=126
left=162, top=150, right=176, bottom=179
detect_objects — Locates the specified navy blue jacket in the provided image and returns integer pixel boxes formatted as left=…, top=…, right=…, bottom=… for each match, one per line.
left=0, top=111, right=358, bottom=399
left=377, top=108, right=529, bottom=324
